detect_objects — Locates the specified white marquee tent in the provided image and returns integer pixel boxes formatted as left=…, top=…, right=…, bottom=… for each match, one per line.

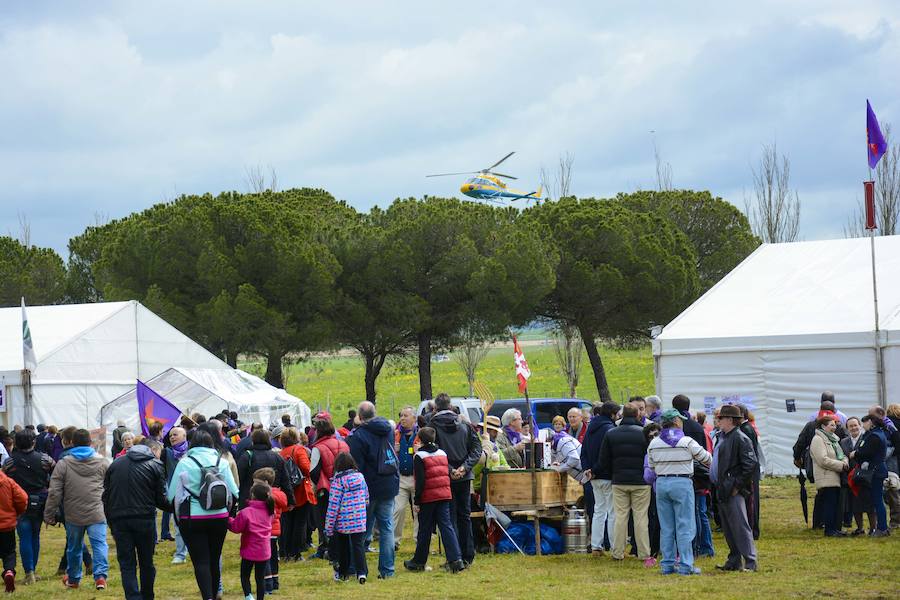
left=99, top=367, right=311, bottom=442
left=653, top=236, right=900, bottom=475
left=0, top=301, right=309, bottom=434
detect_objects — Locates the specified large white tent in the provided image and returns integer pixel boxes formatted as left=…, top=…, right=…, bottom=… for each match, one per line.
left=653, top=236, right=900, bottom=475
left=0, top=301, right=308, bottom=433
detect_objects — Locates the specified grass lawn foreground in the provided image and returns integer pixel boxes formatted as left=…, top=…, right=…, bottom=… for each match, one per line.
left=18, top=477, right=898, bottom=598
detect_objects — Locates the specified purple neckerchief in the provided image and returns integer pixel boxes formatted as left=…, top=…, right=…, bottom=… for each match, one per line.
left=885, top=419, right=898, bottom=434
left=649, top=410, right=662, bottom=423
left=396, top=423, right=418, bottom=437
left=172, top=440, right=188, bottom=460
left=660, top=427, right=684, bottom=447
left=504, top=426, right=522, bottom=445
left=643, top=454, right=657, bottom=489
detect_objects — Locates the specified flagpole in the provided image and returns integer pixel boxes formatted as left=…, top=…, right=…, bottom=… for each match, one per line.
left=868, top=167, right=885, bottom=408
left=525, top=385, right=537, bottom=506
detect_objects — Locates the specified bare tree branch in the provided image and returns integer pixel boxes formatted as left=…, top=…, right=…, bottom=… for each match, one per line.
left=540, top=152, right=575, bottom=201
left=844, top=124, right=900, bottom=238
left=654, top=140, right=673, bottom=192
left=17, top=212, right=31, bottom=248
left=745, top=142, right=801, bottom=243
left=244, top=164, right=279, bottom=193
left=551, top=321, right=582, bottom=398
left=452, top=321, right=494, bottom=396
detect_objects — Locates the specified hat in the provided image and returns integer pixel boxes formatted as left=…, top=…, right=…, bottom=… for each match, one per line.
left=661, top=409, right=682, bottom=423
left=313, top=411, right=332, bottom=422
left=478, top=415, right=502, bottom=433
left=270, top=425, right=285, bottom=438
left=718, top=404, right=742, bottom=419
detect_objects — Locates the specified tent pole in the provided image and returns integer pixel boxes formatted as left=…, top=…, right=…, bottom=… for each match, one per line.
left=869, top=228, right=885, bottom=408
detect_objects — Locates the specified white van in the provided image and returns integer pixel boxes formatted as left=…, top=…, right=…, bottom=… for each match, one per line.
left=416, top=396, right=484, bottom=425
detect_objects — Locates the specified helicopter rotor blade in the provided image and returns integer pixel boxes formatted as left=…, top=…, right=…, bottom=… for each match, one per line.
left=426, top=171, right=479, bottom=178
left=487, top=151, right=515, bottom=171
left=491, top=172, right=518, bottom=180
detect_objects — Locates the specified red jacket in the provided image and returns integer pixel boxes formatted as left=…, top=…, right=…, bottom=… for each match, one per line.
left=280, top=445, right=316, bottom=507
left=270, top=487, right=288, bottom=536
left=0, top=471, right=27, bottom=531
left=413, top=445, right=451, bottom=505
left=312, top=435, right=349, bottom=493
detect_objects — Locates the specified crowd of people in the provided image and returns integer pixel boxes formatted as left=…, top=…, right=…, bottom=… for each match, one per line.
left=792, top=393, right=900, bottom=537
left=0, top=391, right=895, bottom=599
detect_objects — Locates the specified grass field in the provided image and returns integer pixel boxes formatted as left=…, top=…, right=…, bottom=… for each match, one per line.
left=251, top=343, right=655, bottom=419
left=17, top=477, right=899, bottom=599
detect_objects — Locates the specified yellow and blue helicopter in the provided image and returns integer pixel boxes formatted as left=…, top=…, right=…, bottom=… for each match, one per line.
left=427, top=152, right=542, bottom=203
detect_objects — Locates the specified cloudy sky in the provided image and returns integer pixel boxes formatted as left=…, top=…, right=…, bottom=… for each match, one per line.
left=2, top=1, right=899, bottom=255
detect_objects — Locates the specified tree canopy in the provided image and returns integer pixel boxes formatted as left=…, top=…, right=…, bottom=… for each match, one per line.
left=0, top=236, right=67, bottom=306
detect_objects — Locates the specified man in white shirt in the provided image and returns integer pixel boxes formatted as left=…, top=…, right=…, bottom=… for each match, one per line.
left=647, top=409, right=711, bottom=576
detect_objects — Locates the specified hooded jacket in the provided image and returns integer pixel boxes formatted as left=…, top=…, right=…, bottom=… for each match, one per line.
left=167, top=446, right=239, bottom=520
left=0, top=470, right=27, bottom=531
left=102, top=445, right=169, bottom=521
left=324, top=469, right=369, bottom=536
left=348, top=417, right=400, bottom=500
left=581, top=415, right=615, bottom=479
left=229, top=499, right=273, bottom=562
left=428, top=410, right=482, bottom=482
left=45, top=446, right=108, bottom=526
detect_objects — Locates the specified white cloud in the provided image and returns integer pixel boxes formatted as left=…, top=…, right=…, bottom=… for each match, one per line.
left=0, top=1, right=899, bottom=253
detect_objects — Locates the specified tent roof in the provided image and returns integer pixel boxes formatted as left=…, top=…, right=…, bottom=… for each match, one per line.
left=656, top=236, right=900, bottom=353
left=0, top=301, right=130, bottom=372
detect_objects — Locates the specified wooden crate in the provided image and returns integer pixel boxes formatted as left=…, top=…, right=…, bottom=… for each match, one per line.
left=485, top=469, right=583, bottom=509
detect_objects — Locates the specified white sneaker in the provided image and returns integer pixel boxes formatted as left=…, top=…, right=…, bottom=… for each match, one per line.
left=171, top=557, right=186, bottom=565
left=244, top=594, right=255, bottom=600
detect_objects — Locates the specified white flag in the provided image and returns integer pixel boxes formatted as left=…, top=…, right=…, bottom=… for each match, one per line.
left=21, top=298, right=37, bottom=372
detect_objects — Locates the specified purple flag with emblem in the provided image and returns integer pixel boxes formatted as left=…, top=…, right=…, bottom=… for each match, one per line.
left=136, top=380, right=182, bottom=437
left=867, top=99, right=887, bottom=169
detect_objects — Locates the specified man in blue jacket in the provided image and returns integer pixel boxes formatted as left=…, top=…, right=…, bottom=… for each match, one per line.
left=348, top=401, right=400, bottom=579
left=581, top=401, right=620, bottom=555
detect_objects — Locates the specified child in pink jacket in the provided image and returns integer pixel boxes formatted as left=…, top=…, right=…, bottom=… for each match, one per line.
left=229, top=482, right=274, bottom=600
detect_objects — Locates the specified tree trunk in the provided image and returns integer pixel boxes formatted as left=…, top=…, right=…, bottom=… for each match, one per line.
left=225, top=349, right=238, bottom=369
left=578, top=325, right=611, bottom=402
left=265, top=350, right=285, bottom=389
left=417, top=331, right=433, bottom=401
left=363, top=351, right=388, bottom=404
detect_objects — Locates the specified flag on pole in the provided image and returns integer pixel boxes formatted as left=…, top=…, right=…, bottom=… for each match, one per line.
left=867, top=99, right=887, bottom=169
left=513, top=335, right=531, bottom=393
left=21, top=298, right=37, bottom=373
left=136, top=380, right=182, bottom=437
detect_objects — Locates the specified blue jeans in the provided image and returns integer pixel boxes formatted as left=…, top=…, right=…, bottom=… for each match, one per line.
left=656, top=477, right=697, bottom=574
left=16, top=515, right=42, bottom=573
left=872, top=469, right=888, bottom=532
left=65, top=523, right=108, bottom=584
left=693, top=493, right=714, bottom=556
left=365, top=497, right=395, bottom=577
left=160, top=511, right=172, bottom=539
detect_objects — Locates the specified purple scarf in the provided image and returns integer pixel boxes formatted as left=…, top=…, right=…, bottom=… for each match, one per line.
left=172, top=440, right=188, bottom=460
left=660, top=427, right=684, bottom=447
left=504, top=426, right=522, bottom=445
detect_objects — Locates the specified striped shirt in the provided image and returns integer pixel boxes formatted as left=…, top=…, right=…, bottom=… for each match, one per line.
left=647, top=435, right=712, bottom=476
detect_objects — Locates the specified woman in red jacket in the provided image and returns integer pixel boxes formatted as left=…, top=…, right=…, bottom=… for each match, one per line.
left=279, top=428, right=316, bottom=561
left=0, top=469, right=28, bottom=592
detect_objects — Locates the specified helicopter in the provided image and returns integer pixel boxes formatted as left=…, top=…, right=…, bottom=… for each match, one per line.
left=426, top=152, right=542, bottom=203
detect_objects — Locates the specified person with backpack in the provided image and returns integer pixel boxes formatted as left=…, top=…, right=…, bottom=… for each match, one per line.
left=324, top=452, right=369, bottom=584
left=102, top=438, right=169, bottom=600
left=1, top=429, right=54, bottom=586
left=403, top=427, right=464, bottom=574
left=309, top=416, right=349, bottom=560
left=279, top=428, right=315, bottom=561
left=43, top=428, right=109, bottom=591
left=236, top=430, right=294, bottom=510
left=348, top=401, right=399, bottom=579
left=229, top=482, right=274, bottom=600
left=168, top=430, right=238, bottom=600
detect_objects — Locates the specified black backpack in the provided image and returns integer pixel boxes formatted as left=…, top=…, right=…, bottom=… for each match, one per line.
left=284, top=448, right=304, bottom=488
left=187, top=456, right=231, bottom=511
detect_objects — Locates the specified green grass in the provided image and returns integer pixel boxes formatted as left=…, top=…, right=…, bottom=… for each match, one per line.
left=260, top=344, right=654, bottom=419
left=20, top=477, right=899, bottom=599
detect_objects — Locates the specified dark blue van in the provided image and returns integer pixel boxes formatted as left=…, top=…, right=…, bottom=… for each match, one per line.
left=487, top=398, right=593, bottom=431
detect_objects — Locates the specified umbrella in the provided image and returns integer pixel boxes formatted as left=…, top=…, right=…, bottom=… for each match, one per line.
left=798, top=469, right=809, bottom=524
